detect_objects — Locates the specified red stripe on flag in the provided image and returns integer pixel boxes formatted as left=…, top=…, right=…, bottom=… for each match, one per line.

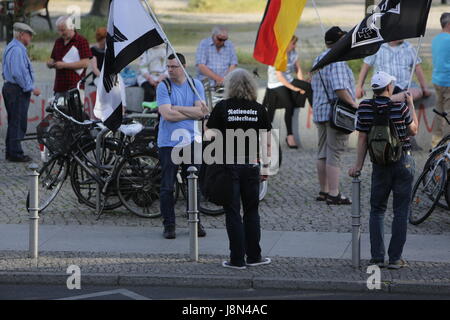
left=253, top=0, right=281, bottom=66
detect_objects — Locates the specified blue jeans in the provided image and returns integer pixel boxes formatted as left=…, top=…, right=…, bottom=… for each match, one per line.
left=159, top=145, right=201, bottom=227
left=223, top=164, right=261, bottom=266
left=369, top=153, right=415, bottom=263
left=2, top=83, right=31, bottom=158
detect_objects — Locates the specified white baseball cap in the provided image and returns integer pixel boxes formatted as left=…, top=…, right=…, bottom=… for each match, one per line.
left=371, top=71, right=396, bottom=89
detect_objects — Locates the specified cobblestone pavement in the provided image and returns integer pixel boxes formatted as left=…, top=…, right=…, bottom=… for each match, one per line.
left=1, top=250, right=449, bottom=293
left=1, top=140, right=449, bottom=235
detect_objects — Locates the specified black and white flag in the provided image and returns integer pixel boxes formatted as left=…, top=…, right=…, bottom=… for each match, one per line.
left=311, top=0, right=432, bottom=72
left=94, top=0, right=165, bottom=131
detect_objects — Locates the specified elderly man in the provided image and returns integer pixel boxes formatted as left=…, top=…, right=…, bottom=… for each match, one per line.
left=47, top=15, right=91, bottom=96
left=311, top=26, right=358, bottom=205
left=2, top=23, right=41, bottom=162
left=196, top=26, right=238, bottom=87
left=431, top=12, right=450, bottom=147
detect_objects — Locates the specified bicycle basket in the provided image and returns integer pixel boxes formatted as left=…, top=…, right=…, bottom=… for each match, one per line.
left=36, top=114, right=84, bottom=154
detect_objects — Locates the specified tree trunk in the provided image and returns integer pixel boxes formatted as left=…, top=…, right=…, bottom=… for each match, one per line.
left=89, top=0, right=110, bottom=17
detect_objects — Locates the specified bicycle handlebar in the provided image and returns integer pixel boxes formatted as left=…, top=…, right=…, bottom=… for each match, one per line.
left=51, top=98, right=100, bottom=127
left=76, top=72, right=94, bottom=91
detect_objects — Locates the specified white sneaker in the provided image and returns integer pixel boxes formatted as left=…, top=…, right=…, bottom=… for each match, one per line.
left=246, top=257, right=271, bottom=267
left=222, top=261, right=247, bottom=270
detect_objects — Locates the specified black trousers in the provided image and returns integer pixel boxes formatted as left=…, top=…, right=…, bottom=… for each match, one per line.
left=141, top=82, right=157, bottom=103
left=2, top=82, right=31, bottom=158
left=223, top=164, right=261, bottom=266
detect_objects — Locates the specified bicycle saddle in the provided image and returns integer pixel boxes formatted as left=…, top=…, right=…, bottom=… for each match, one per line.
left=119, top=123, right=144, bottom=137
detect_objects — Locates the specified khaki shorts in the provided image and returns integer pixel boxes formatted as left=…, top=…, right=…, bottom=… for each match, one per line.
left=432, top=84, right=450, bottom=147
left=316, top=122, right=349, bottom=167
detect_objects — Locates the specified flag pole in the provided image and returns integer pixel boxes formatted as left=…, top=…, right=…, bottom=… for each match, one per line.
left=311, top=0, right=326, bottom=36
left=407, top=36, right=424, bottom=91
left=141, top=0, right=204, bottom=102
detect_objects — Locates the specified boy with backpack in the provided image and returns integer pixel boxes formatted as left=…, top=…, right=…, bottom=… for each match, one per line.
left=348, top=71, right=418, bottom=269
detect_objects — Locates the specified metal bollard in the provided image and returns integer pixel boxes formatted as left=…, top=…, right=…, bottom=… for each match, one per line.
left=187, top=166, right=199, bottom=262
left=351, top=172, right=361, bottom=268
left=28, top=163, right=40, bottom=259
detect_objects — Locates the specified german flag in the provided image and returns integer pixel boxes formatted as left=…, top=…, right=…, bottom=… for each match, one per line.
left=253, top=0, right=307, bottom=71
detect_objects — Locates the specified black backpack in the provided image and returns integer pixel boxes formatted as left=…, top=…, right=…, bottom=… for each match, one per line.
left=367, top=100, right=403, bottom=165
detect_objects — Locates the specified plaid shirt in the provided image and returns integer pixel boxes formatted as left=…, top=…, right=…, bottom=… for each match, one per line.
left=311, top=49, right=356, bottom=123
left=364, top=41, right=421, bottom=90
left=195, top=37, right=238, bottom=86
left=51, top=32, right=92, bottom=93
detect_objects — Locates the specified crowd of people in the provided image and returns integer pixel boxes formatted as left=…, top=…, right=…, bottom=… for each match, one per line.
left=2, top=12, right=450, bottom=270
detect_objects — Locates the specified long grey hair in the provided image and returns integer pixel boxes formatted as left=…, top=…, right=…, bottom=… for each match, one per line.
left=224, top=68, right=258, bottom=101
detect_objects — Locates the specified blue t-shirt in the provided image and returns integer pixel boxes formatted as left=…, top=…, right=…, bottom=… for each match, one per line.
left=156, top=78, right=205, bottom=148
left=432, top=32, right=450, bottom=87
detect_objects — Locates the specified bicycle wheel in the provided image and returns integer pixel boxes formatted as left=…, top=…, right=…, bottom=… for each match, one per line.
left=26, top=157, right=68, bottom=213
left=198, top=191, right=225, bottom=216
left=70, top=141, right=122, bottom=211
left=116, top=152, right=162, bottom=218
left=409, top=161, right=447, bottom=225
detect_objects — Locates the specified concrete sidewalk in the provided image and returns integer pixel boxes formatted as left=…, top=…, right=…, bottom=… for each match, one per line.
left=0, top=224, right=449, bottom=262
left=0, top=224, right=449, bottom=295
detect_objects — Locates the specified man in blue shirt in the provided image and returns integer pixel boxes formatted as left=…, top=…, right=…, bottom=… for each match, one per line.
left=431, top=13, right=450, bottom=147
left=157, top=53, right=209, bottom=239
left=2, top=23, right=41, bottom=162
left=196, top=26, right=238, bottom=87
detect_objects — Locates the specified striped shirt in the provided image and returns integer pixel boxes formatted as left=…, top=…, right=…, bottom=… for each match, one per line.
left=311, top=49, right=356, bottom=123
left=356, top=97, right=413, bottom=151
left=364, top=42, right=421, bottom=90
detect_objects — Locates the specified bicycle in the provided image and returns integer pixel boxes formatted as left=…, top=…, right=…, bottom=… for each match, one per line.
left=29, top=94, right=164, bottom=218
left=127, top=100, right=226, bottom=217
left=409, top=109, right=450, bottom=225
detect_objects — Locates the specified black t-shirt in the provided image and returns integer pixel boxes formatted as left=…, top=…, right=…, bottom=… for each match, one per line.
left=91, top=46, right=105, bottom=75
left=206, top=98, right=272, bottom=164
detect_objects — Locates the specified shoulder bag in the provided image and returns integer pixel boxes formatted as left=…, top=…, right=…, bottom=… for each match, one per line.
left=318, top=72, right=356, bottom=134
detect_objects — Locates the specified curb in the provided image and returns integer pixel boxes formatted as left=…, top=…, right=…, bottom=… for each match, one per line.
left=1, top=272, right=449, bottom=296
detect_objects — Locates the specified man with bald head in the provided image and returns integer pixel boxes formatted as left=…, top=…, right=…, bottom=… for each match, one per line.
left=196, top=26, right=238, bottom=87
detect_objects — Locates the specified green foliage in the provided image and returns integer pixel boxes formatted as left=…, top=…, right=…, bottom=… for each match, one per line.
left=236, top=49, right=256, bottom=65
left=188, top=0, right=266, bottom=13
left=33, top=15, right=107, bottom=43
left=27, top=44, right=51, bottom=62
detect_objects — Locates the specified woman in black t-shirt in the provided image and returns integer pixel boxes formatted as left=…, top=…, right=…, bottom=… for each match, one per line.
left=206, top=68, right=272, bottom=269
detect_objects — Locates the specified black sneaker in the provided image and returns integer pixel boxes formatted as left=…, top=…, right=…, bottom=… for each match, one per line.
left=163, top=225, right=176, bottom=239
left=369, top=259, right=386, bottom=268
left=198, top=223, right=206, bottom=237
left=8, top=155, right=32, bottom=163
left=388, top=259, right=408, bottom=270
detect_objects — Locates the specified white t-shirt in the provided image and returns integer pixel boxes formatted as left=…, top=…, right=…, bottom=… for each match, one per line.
left=267, top=50, right=298, bottom=89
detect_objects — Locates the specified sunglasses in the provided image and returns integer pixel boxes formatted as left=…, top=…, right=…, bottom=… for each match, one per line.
left=216, top=36, right=228, bottom=42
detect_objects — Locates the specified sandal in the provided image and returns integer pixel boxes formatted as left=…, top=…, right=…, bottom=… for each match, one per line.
left=326, top=193, right=352, bottom=205
left=316, top=192, right=328, bottom=201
